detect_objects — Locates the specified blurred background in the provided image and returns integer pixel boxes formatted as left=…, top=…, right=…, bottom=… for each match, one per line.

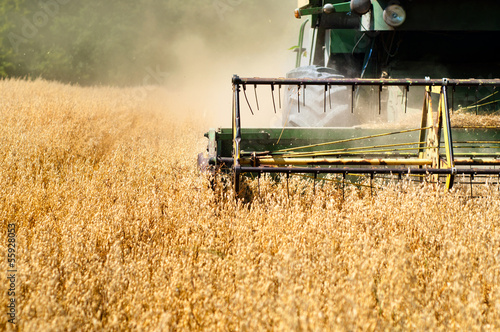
left=0, top=1, right=301, bottom=126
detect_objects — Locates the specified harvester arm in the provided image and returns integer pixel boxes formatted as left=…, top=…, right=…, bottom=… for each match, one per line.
left=295, top=1, right=351, bottom=19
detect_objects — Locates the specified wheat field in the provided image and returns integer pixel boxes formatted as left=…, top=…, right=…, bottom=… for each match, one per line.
left=1, top=78, right=500, bottom=331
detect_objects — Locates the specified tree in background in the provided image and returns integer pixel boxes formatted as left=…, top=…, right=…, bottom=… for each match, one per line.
left=0, top=0, right=292, bottom=86
left=0, top=0, right=178, bottom=85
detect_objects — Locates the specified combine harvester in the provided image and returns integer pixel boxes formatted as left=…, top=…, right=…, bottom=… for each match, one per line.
left=199, top=0, right=500, bottom=197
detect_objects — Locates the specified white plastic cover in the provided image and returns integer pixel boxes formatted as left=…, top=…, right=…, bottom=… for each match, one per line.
left=283, top=65, right=357, bottom=127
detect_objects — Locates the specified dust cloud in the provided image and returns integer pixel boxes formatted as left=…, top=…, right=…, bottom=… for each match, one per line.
left=159, top=0, right=301, bottom=128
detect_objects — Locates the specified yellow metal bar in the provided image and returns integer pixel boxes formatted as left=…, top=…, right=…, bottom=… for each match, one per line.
left=461, top=91, right=498, bottom=109
left=244, top=157, right=433, bottom=166
left=440, top=86, right=455, bottom=189
left=453, top=141, right=500, bottom=144
left=418, top=89, right=432, bottom=159
left=281, top=146, right=436, bottom=158
left=454, top=153, right=500, bottom=156
left=461, top=99, right=500, bottom=110
left=278, top=141, right=426, bottom=157
left=452, top=146, right=500, bottom=149
left=419, top=87, right=441, bottom=169
left=454, top=158, right=500, bottom=164
left=233, top=86, right=241, bottom=162
left=453, top=127, right=500, bottom=129
left=276, top=127, right=432, bottom=153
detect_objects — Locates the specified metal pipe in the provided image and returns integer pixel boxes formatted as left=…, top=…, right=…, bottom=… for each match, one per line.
left=232, top=76, right=500, bottom=87
left=280, top=146, right=433, bottom=158
left=233, top=78, right=242, bottom=195
left=277, top=141, right=427, bottom=157
left=452, top=146, right=500, bottom=149
left=454, top=153, right=500, bottom=156
left=253, top=157, right=433, bottom=166
left=441, top=85, right=455, bottom=189
left=454, top=159, right=500, bottom=165
left=454, top=141, right=500, bottom=144
left=238, top=166, right=500, bottom=176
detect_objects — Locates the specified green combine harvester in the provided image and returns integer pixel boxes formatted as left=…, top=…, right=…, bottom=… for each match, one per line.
left=198, top=0, right=500, bottom=196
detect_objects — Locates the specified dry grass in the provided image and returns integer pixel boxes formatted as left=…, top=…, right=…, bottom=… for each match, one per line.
left=451, top=111, right=500, bottom=127
left=1, top=78, right=500, bottom=331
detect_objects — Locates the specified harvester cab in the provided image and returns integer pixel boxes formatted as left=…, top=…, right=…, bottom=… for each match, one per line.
left=199, top=0, right=500, bottom=197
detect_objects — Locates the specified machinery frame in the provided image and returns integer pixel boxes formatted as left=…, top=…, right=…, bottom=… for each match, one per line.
left=230, top=76, right=500, bottom=196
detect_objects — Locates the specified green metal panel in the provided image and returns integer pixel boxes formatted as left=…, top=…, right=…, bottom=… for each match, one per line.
left=330, top=30, right=367, bottom=54
left=213, top=127, right=500, bottom=159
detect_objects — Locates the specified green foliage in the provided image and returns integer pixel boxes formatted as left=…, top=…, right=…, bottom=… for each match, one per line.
left=0, top=0, right=291, bottom=86
left=0, top=0, right=188, bottom=85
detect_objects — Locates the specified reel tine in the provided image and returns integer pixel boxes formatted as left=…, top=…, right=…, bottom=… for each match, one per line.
left=329, top=84, right=332, bottom=109
left=242, top=84, right=254, bottom=115
left=254, top=84, right=260, bottom=111
left=279, top=84, right=282, bottom=109
left=379, top=85, right=383, bottom=115
left=351, top=85, right=355, bottom=113
left=405, top=85, right=409, bottom=114
left=271, top=84, right=277, bottom=114
left=324, top=85, right=327, bottom=113
left=297, top=84, right=301, bottom=113
left=303, top=84, right=306, bottom=107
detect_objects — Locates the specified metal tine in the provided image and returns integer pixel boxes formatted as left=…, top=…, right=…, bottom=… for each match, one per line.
left=271, top=84, right=277, bottom=114
left=242, top=84, right=254, bottom=115
left=370, top=173, right=374, bottom=197
left=303, top=84, right=306, bottom=107
left=254, top=84, right=260, bottom=111
left=404, top=85, right=409, bottom=114
left=279, top=84, right=282, bottom=109
left=324, top=85, right=327, bottom=113
left=379, top=85, right=383, bottom=115
left=328, top=84, right=332, bottom=109
left=297, top=84, right=301, bottom=113
left=351, top=85, right=355, bottom=113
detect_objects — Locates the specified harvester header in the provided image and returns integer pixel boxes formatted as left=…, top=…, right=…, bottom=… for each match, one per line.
left=199, top=0, right=500, bottom=198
